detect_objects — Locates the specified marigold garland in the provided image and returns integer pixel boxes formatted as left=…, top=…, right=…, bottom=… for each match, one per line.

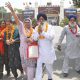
left=5, top=26, right=15, bottom=40
left=69, top=24, right=77, bottom=34
left=38, top=23, right=48, bottom=39
left=0, top=28, right=5, bottom=37
left=24, top=27, right=33, bottom=38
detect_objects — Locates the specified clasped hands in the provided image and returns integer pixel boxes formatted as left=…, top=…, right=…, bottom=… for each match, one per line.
left=6, top=39, right=15, bottom=45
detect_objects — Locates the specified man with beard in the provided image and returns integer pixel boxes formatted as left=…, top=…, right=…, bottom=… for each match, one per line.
left=33, top=13, right=56, bottom=80
left=57, top=14, right=80, bottom=77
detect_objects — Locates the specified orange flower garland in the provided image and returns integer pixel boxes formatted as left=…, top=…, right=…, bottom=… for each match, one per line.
left=69, top=24, right=77, bottom=34
left=5, top=26, right=15, bottom=40
left=38, top=23, right=48, bottom=39
left=25, top=27, right=33, bottom=38
left=0, top=28, right=5, bottom=37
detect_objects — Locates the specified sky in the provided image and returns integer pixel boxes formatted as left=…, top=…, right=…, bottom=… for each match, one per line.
left=0, top=0, right=73, bottom=10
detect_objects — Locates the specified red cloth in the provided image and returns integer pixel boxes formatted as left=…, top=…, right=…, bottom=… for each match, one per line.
left=0, top=28, right=4, bottom=55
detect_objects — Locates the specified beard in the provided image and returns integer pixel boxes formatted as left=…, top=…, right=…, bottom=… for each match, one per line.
left=69, top=22, right=76, bottom=28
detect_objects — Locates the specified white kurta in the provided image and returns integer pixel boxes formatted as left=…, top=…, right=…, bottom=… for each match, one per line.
left=32, top=23, right=56, bottom=64
left=58, top=25, right=80, bottom=59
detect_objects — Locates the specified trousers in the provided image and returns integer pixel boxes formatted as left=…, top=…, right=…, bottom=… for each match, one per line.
left=62, top=55, right=80, bottom=73
left=35, top=60, right=53, bottom=80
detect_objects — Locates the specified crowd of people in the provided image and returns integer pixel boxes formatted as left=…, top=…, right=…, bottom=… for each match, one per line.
left=0, top=2, right=80, bottom=80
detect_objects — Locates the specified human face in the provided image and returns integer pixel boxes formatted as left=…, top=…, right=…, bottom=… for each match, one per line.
left=6, top=21, right=12, bottom=28
left=38, top=16, right=45, bottom=25
left=70, top=18, right=76, bottom=24
left=1, top=21, right=5, bottom=27
left=24, top=20, right=31, bottom=29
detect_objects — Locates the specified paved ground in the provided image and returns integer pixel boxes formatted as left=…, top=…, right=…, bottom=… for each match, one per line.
left=2, top=26, right=80, bottom=80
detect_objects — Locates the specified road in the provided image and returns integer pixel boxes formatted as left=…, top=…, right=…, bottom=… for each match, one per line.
left=2, top=26, right=80, bottom=80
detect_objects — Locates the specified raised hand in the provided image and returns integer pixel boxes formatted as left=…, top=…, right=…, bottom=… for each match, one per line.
left=5, top=2, right=14, bottom=12
left=5, top=2, right=19, bottom=25
left=37, top=22, right=43, bottom=34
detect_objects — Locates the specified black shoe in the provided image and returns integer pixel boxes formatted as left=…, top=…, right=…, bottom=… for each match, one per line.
left=63, top=73, right=68, bottom=77
left=7, top=73, right=10, bottom=76
left=14, top=75, right=18, bottom=80
left=20, top=69, right=23, bottom=74
left=18, top=66, right=23, bottom=74
left=48, top=79, right=52, bottom=80
left=76, top=70, right=80, bottom=74
left=15, top=77, right=18, bottom=80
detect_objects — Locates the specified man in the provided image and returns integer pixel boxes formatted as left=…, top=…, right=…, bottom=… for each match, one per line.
left=33, top=13, right=56, bottom=80
left=57, top=14, right=80, bottom=77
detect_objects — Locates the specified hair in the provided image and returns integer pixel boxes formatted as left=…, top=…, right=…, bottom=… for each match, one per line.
left=37, top=13, right=47, bottom=21
left=24, top=18, right=32, bottom=25
left=0, top=20, right=6, bottom=27
left=67, top=14, right=77, bottom=21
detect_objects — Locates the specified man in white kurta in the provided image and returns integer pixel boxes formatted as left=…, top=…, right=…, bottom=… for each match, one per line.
left=33, top=13, right=56, bottom=80
left=57, top=14, right=80, bottom=77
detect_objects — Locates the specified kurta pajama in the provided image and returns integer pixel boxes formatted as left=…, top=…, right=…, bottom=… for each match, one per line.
left=58, top=25, right=80, bottom=73
left=33, top=23, right=56, bottom=80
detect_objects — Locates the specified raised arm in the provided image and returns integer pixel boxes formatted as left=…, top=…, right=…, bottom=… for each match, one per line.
left=5, top=2, right=19, bottom=25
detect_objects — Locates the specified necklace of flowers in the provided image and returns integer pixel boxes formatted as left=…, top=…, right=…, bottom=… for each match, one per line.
left=0, top=30, right=2, bottom=37
left=24, top=27, right=33, bottom=38
left=68, top=24, right=77, bottom=34
left=6, top=26, right=15, bottom=40
left=38, top=23, right=48, bottom=39
left=0, top=28, right=5, bottom=37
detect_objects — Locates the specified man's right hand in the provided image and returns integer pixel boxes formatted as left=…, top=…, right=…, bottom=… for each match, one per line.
left=5, top=2, right=14, bottom=12
left=57, top=45, right=61, bottom=51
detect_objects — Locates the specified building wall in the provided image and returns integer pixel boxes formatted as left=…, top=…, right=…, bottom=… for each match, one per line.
left=38, top=6, right=60, bottom=25
left=77, top=12, right=80, bottom=25
left=0, top=12, right=24, bottom=21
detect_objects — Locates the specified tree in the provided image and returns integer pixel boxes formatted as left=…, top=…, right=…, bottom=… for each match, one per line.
left=73, top=0, right=80, bottom=7
left=32, top=18, right=37, bottom=29
left=59, top=18, right=69, bottom=27
left=14, top=8, right=23, bottom=13
left=0, top=7, right=7, bottom=13
left=0, top=7, right=7, bottom=20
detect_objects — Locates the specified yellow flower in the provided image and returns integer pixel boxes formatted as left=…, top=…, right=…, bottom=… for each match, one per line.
left=5, top=26, right=15, bottom=40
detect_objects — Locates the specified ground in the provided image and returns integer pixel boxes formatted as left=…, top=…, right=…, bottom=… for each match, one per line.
left=2, top=26, right=80, bottom=80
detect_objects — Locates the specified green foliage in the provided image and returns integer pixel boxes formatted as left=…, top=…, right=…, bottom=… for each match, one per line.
left=32, top=18, right=37, bottom=28
left=59, top=18, right=69, bottom=27
left=0, top=7, right=7, bottom=13
left=73, top=0, right=80, bottom=7
left=14, top=8, right=23, bottom=13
